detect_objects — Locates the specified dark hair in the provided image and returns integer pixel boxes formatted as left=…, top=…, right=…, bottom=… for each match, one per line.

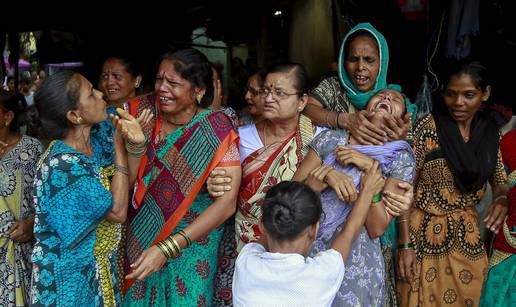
left=254, top=66, right=268, bottom=88
left=34, top=70, right=81, bottom=140
left=262, top=181, right=322, bottom=242
left=441, top=60, right=489, bottom=91
left=161, top=48, right=213, bottom=108
left=344, top=29, right=378, bottom=59
left=0, top=89, right=20, bottom=132
left=267, top=63, right=309, bottom=98
left=103, top=55, right=142, bottom=79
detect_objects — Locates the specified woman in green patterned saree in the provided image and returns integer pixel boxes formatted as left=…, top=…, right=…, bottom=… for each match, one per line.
left=123, top=48, right=241, bottom=306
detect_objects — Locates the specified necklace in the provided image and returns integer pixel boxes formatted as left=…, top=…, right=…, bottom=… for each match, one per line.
left=163, top=107, right=199, bottom=126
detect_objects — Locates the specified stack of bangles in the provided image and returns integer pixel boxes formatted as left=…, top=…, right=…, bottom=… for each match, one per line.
left=398, top=242, right=414, bottom=250
left=156, top=230, right=192, bottom=258
left=126, top=139, right=147, bottom=157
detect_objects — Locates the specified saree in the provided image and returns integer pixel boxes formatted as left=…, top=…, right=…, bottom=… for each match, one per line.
left=31, top=119, right=122, bottom=307
left=480, top=169, right=516, bottom=307
left=310, top=129, right=415, bottom=307
left=123, top=94, right=239, bottom=306
left=235, top=115, right=315, bottom=251
left=398, top=115, right=507, bottom=307
left=0, top=135, right=43, bottom=307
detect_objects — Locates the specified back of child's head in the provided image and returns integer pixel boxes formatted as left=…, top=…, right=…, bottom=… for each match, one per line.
left=262, top=181, right=322, bottom=242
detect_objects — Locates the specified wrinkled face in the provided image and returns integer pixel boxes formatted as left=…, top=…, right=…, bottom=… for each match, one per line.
left=155, top=59, right=199, bottom=115
left=76, top=75, right=107, bottom=125
left=443, top=73, right=489, bottom=124
left=263, top=72, right=305, bottom=122
left=345, top=36, right=380, bottom=92
left=366, top=89, right=405, bottom=119
left=100, top=58, right=138, bottom=105
left=245, top=74, right=265, bottom=117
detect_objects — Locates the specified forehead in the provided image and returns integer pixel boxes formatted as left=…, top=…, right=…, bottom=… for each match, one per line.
left=348, top=36, right=379, bottom=53
left=378, top=89, right=403, bottom=100
left=102, top=59, right=128, bottom=72
left=447, top=74, right=479, bottom=89
left=265, top=72, right=295, bottom=88
left=78, top=74, right=92, bottom=91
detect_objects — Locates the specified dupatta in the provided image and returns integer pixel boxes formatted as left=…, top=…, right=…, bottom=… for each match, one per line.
left=235, top=115, right=314, bottom=247
left=124, top=94, right=238, bottom=291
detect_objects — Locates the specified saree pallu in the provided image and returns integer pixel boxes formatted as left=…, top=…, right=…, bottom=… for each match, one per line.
left=123, top=94, right=238, bottom=306
left=235, top=115, right=314, bottom=251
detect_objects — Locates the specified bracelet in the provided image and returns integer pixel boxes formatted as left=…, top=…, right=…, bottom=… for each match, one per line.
left=397, top=242, right=414, bottom=250
left=170, top=236, right=182, bottom=255
left=372, top=193, right=382, bottom=204
left=156, top=241, right=174, bottom=258
left=125, top=139, right=147, bottom=157
left=115, top=165, right=128, bottom=176
left=397, top=218, right=409, bottom=224
left=177, top=230, right=192, bottom=247
left=335, top=112, right=341, bottom=129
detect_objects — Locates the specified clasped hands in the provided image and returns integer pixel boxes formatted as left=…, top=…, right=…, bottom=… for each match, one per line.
left=306, top=146, right=411, bottom=216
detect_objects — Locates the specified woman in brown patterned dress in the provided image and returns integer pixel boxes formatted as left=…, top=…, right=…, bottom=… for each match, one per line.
left=397, top=60, right=508, bottom=306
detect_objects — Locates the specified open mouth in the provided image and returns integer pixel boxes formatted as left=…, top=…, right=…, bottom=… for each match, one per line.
left=376, top=101, right=391, bottom=113
left=354, top=75, right=369, bottom=86
left=159, top=96, right=175, bottom=105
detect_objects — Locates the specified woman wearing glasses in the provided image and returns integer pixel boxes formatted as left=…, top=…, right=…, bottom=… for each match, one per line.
left=234, top=63, right=325, bottom=251
left=212, top=63, right=325, bottom=306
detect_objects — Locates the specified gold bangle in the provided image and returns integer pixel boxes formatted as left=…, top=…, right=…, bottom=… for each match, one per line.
left=397, top=218, right=409, bottom=224
left=177, top=230, right=192, bottom=247
left=164, top=239, right=178, bottom=257
left=171, top=236, right=182, bottom=255
left=156, top=241, right=173, bottom=258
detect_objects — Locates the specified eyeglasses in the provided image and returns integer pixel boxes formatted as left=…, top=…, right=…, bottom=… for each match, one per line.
left=246, top=86, right=266, bottom=98
left=262, top=88, right=301, bottom=100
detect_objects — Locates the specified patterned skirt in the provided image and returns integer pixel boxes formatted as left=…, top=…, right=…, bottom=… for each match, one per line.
left=123, top=194, right=224, bottom=307
left=397, top=207, right=488, bottom=307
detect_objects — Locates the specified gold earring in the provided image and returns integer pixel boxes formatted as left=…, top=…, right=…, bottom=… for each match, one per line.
left=77, top=117, right=83, bottom=124
left=196, top=94, right=203, bottom=104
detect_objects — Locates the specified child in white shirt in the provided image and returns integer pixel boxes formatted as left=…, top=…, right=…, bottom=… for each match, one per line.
left=233, top=162, right=384, bottom=307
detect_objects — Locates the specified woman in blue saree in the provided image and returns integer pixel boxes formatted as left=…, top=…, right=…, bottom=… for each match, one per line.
left=30, top=71, right=147, bottom=306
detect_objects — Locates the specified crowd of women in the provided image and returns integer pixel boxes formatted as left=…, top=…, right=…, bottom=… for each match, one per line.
left=0, top=22, right=514, bottom=307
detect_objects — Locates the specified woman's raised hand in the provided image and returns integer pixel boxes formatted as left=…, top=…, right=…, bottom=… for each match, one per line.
left=359, top=161, right=384, bottom=197
left=383, top=112, right=411, bottom=141
left=347, top=111, right=387, bottom=145
left=110, top=108, right=153, bottom=145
